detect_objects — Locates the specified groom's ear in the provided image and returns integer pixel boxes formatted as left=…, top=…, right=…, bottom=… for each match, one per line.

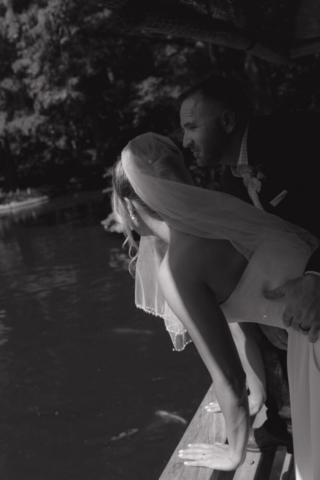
left=219, top=109, right=236, bottom=134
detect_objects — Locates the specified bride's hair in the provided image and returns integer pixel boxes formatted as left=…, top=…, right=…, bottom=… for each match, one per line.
left=112, top=155, right=161, bottom=274
left=112, top=133, right=194, bottom=274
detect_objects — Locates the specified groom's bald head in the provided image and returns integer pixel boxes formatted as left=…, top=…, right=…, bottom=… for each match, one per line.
left=180, top=76, right=250, bottom=126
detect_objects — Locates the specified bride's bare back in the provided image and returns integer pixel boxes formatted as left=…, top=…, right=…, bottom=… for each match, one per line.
left=165, top=230, right=248, bottom=304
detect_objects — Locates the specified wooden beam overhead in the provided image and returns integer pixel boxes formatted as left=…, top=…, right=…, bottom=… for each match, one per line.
left=104, top=0, right=320, bottom=62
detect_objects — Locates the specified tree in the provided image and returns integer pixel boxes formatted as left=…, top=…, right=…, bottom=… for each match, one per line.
left=0, top=0, right=319, bottom=192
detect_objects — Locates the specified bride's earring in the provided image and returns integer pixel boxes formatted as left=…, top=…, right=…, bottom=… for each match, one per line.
left=124, top=198, right=138, bottom=224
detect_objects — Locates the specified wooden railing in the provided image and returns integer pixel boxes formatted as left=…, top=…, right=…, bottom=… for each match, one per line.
left=159, top=384, right=295, bottom=480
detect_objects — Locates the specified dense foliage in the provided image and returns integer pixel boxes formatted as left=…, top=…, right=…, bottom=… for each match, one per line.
left=0, top=0, right=319, bottom=192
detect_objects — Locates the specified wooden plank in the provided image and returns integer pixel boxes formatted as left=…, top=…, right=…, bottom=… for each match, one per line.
left=159, top=384, right=226, bottom=480
left=288, top=455, right=296, bottom=480
left=159, top=384, right=274, bottom=480
left=109, top=1, right=289, bottom=64
left=266, top=446, right=296, bottom=480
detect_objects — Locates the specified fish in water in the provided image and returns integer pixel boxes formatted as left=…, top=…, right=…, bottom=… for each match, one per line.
left=108, top=411, right=187, bottom=446
left=155, top=410, right=187, bottom=425
left=110, top=428, right=139, bottom=441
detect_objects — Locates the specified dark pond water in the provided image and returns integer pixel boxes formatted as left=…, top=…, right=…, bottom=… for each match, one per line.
left=0, top=191, right=211, bottom=480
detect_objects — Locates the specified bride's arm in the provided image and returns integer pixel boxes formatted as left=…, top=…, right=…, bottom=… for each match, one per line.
left=158, top=240, right=249, bottom=471
left=206, top=323, right=266, bottom=416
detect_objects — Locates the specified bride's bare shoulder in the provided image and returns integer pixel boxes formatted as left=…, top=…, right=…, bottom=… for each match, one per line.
left=169, top=230, right=237, bottom=265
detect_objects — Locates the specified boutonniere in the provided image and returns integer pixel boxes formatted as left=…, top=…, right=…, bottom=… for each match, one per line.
left=231, top=164, right=267, bottom=210
left=232, top=165, right=266, bottom=191
left=250, top=165, right=266, bottom=193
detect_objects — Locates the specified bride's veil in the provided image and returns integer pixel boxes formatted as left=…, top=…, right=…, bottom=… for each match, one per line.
left=122, top=133, right=318, bottom=350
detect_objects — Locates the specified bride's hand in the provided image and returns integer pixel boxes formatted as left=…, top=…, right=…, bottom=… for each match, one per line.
left=205, top=394, right=264, bottom=417
left=178, top=443, right=244, bottom=471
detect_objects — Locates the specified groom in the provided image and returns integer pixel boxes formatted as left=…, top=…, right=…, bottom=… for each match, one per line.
left=179, top=75, right=320, bottom=451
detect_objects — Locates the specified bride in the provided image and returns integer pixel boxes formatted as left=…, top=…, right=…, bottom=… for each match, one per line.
left=111, top=132, right=320, bottom=479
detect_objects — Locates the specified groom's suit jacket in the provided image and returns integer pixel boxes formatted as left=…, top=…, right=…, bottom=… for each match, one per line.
left=220, top=112, right=320, bottom=273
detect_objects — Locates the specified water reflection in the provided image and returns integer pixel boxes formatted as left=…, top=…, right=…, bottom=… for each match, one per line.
left=0, top=191, right=210, bottom=480
left=108, top=248, right=130, bottom=272
left=0, top=313, right=10, bottom=346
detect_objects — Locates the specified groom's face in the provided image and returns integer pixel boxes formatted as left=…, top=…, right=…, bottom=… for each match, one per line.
left=180, top=93, right=228, bottom=166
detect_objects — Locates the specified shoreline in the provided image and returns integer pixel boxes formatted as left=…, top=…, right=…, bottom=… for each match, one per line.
left=0, top=195, right=49, bottom=214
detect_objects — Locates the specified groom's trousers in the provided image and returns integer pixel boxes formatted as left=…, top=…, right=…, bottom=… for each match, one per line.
left=250, top=324, right=292, bottom=442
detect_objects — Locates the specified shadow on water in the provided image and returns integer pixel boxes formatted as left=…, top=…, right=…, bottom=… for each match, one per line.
left=0, top=191, right=211, bottom=480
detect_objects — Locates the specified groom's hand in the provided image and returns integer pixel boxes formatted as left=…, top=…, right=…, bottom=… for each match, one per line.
left=264, top=275, right=320, bottom=343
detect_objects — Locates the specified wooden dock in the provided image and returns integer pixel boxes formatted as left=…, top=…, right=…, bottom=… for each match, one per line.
left=159, top=385, right=295, bottom=480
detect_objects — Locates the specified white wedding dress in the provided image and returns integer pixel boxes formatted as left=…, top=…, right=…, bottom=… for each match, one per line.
left=120, top=132, right=320, bottom=480
left=220, top=243, right=320, bottom=480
